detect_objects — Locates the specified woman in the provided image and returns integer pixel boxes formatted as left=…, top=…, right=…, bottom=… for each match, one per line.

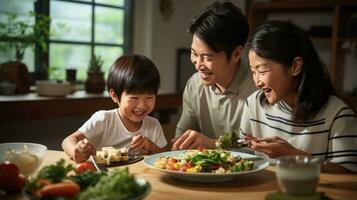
left=241, top=21, right=357, bottom=173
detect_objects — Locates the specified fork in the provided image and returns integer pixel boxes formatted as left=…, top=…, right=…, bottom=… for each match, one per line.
left=125, top=141, right=132, bottom=152
left=125, top=142, right=144, bottom=160
left=89, top=155, right=107, bottom=172
left=236, top=138, right=250, bottom=148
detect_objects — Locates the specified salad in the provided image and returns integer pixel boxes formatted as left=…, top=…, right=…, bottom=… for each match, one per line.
left=154, top=148, right=254, bottom=173
left=25, top=159, right=149, bottom=200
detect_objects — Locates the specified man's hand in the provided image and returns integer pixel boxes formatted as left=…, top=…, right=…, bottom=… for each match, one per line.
left=171, top=129, right=216, bottom=150
left=249, top=136, right=307, bottom=158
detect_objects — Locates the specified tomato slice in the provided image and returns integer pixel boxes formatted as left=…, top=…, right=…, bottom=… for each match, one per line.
left=76, top=162, right=96, bottom=173
left=198, top=146, right=206, bottom=152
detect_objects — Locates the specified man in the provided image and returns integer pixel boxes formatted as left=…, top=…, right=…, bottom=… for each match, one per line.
left=172, top=1, right=256, bottom=150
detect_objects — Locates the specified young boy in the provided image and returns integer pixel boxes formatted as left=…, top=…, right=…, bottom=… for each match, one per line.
left=62, top=54, right=167, bottom=163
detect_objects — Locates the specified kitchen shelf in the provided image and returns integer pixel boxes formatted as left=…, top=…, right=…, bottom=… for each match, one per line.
left=338, top=37, right=357, bottom=42
left=250, top=1, right=334, bottom=11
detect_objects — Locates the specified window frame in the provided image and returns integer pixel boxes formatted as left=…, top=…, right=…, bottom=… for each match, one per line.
left=33, top=0, right=133, bottom=82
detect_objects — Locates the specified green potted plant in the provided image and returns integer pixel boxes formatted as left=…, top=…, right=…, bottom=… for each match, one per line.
left=85, top=54, right=106, bottom=94
left=0, top=11, right=50, bottom=94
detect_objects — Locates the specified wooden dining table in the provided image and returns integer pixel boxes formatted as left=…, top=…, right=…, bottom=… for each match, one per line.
left=5, top=150, right=357, bottom=200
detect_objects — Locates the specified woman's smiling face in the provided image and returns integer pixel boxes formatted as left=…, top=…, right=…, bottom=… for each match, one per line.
left=248, top=50, right=297, bottom=105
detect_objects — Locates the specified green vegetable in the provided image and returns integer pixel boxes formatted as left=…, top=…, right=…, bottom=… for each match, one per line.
left=216, top=130, right=239, bottom=149
left=231, top=162, right=243, bottom=172
left=230, top=160, right=254, bottom=172
left=70, top=170, right=106, bottom=190
left=190, top=149, right=239, bottom=172
left=36, top=159, right=74, bottom=183
left=243, top=160, right=254, bottom=171
left=78, top=167, right=149, bottom=200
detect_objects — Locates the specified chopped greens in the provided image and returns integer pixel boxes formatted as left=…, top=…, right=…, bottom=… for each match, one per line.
left=36, top=159, right=74, bottom=183
left=78, top=167, right=149, bottom=200
left=216, top=130, right=241, bottom=149
left=70, top=170, right=106, bottom=190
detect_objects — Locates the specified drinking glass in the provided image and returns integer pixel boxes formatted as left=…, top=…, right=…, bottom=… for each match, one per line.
left=276, top=155, right=321, bottom=196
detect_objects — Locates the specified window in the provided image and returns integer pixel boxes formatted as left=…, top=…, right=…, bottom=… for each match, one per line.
left=0, top=0, right=36, bottom=71
left=0, top=0, right=132, bottom=82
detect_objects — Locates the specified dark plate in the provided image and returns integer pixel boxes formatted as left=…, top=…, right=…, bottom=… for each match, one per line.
left=98, top=154, right=144, bottom=168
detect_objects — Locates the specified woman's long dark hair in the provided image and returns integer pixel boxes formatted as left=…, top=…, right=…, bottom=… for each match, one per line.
left=246, top=21, right=336, bottom=121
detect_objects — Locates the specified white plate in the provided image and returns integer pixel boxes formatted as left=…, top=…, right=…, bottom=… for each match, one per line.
left=144, top=150, right=269, bottom=183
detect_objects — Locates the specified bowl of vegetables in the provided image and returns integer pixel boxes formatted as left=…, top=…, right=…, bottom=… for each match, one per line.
left=25, top=159, right=151, bottom=200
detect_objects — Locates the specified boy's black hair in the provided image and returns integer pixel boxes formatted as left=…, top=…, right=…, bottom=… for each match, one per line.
left=246, top=21, right=336, bottom=121
left=188, top=1, right=249, bottom=59
left=107, top=54, right=160, bottom=98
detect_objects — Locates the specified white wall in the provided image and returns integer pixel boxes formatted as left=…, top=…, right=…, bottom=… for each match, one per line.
left=132, top=1, right=357, bottom=94
left=133, top=0, right=246, bottom=94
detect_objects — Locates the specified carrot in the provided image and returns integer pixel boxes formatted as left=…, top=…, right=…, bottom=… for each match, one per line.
left=38, top=178, right=51, bottom=186
left=38, top=181, right=80, bottom=197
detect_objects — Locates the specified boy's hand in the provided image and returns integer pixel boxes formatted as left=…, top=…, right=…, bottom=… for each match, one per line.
left=73, top=139, right=96, bottom=163
left=130, top=135, right=154, bottom=154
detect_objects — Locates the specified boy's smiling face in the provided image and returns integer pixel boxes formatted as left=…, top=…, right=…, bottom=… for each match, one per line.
left=248, top=50, right=297, bottom=106
left=114, top=91, right=156, bottom=130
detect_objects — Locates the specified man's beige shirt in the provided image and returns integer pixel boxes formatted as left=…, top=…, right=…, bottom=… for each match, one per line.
left=175, top=56, right=256, bottom=139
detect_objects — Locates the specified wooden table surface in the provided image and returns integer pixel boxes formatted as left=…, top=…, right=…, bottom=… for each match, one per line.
left=5, top=150, right=357, bottom=200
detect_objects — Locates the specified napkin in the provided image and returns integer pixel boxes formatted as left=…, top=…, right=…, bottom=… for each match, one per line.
left=265, top=191, right=332, bottom=200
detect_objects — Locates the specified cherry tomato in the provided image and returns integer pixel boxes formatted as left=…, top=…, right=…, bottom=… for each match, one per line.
left=165, top=162, right=179, bottom=170
left=212, top=164, right=221, bottom=170
left=167, top=158, right=177, bottom=165
left=180, top=163, right=189, bottom=171
left=0, top=161, right=25, bottom=194
left=37, top=178, right=51, bottom=186
left=187, top=162, right=193, bottom=169
left=198, top=146, right=206, bottom=152
left=17, top=174, right=26, bottom=189
left=76, top=162, right=96, bottom=173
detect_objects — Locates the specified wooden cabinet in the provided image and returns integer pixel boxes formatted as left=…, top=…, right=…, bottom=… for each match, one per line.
left=0, top=92, right=182, bottom=123
left=247, top=0, right=357, bottom=111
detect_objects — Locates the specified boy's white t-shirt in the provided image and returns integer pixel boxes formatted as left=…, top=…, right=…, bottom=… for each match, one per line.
left=78, top=109, right=167, bottom=149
